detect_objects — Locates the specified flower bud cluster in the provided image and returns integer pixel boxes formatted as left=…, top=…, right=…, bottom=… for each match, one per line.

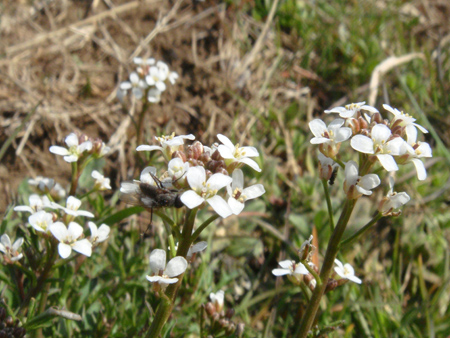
left=0, top=307, right=26, bottom=338
left=203, top=291, right=244, bottom=337
left=117, top=57, right=178, bottom=103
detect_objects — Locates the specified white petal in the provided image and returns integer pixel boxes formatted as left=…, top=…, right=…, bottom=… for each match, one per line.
left=96, top=224, right=110, bottom=242
left=228, top=197, right=245, bottom=215
left=278, top=260, right=293, bottom=269
left=78, top=141, right=93, bottom=153
left=294, top=263, right=309, bottom=275
left=0, top=235, right=11, bottom=249
left=334, top=127, right=352, bottom=143
left=371, top=124, right=392, bottom=143
left=187, top=166, right=206, bottom=189
left=272, top=268, right=291, bottom=276
left=207, top=195, right=232, bottom=218
left=13, top=206, right=34, bottom=213
left=351, top=135, right=374, bottom=154
left=146, top=275, right=164, bottom=283
left=63, top=155, right=78, bottom=163
left=165, top=256, right=188, bottom=277
left=376, top=154, right=399, bottom=171
left=158, top=277, right=179, bottom=285
left=348, top=275, right=362, bottom=284
left=136, top=145, right=163, bottom=152
left=180, top=191, right=204, bottom=209
left=58, top=243, right=72, bottom=259
left=232, top=169, right=244, bottom=189
left=155, top=81, right=166, bottom=92
left=309, top=119, right=327, bottom=138
left=67, top=222, right=83, bottom=239
left=238, top=157, right=261, bottom=172
left=243, top=184, right=265, bottom=200
left=411, top=158, right=427, bottom=180
left=217, top=134, right=235, bottom=149
left=191, top=241, right=207, bottom=253
left=49, top=146, right=70, bottom=156
left=217, top=145, right=235, bottom=159
left=49, top=222, right=68, bottom=242
left=344, top=161, right=359, bottom=183
left=334, top=259, right=344, bottom=270
left=149, top=249, right=166, bottom=273
left=310, top=137, right=331, bottom=144
left=65, top=133, right=79, bottom=147
left=72, top=239, right=92, bottom=257
left=207, top=174, right=233, bottom=190
left=240, top=146, right=259, bottom=158
left=359, top=174, right=381, bottom=190
left=12, top=238, right=24, bottom=251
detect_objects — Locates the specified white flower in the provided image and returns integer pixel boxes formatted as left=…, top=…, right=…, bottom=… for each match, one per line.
left=379, top=177, right=410, bottom=215
left=309, top=118, right=352, bottom=145
left=136, top=133, right=195, bottom=160
left=209, top=290, right=225, bottom=312
left=146, top=249, right=187, bottom=285
left=400, top=135, right=433, bottom=181
left=49, top=221, right=92, bottom=259
left=91, top=170, right=111, bottom=190
left=217, top=134, right=261, bottom=172
left=49, top=133, right=92, bottom=163
left=383, top=104, right=428, bottom=143
left=168, top=71, right=179, bottom=85
left=343, top=161, right=380, bottom=199
left=51, top=196, right=94, bottom=218
left=187, top=241, right=207, bottom=259
left=14, top=194, right=51, bottom=214
left=272, top=260, right=309, bottom=282
left=88, top=222, right=110, bottom=245
left=350, top=124, right=405, bottom=171
left=118, top=72, right=147, bottom=100
left=28, top=210, right=54, bottom=233
left=180, top=166, right=233, bottom=218
left=145, top=64, right=168, bottom=92
left=226, top=169, right=265, bottom=215
left=325, top=101, right=379, bottom=118
left=0, top=234, right=24, bottom=262
left=168, top=158, right=190, bottom=180
left=334, top=259, right=362, bottom=284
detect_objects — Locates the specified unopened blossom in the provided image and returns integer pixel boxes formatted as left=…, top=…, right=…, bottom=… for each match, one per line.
left=317, top=153, right=339, bottom=181
left=325, top=101, right=379, bottom=118
left=28, top=210, right=54, bottom=233
left=88, top=222, right=110, bottom=245
left=226, top=169, right=265, bottom=215
left=187, top=241, right=207, bottom=259
left=350, top=124, right=405, bottom=171
left=181, top=166, right=233, bottom=218
left=272, top=260, right=309, bottom=283
left=14, top=194, right=51, bottom=214
left=343, top=161, right=380, bottom=199
left=92, top=170, right=111, bottom=190
left=117, top=72, right=147, bottom=100
left=51, top=196, right=94, bottom=218
left=0, top=234, right=24, bottom=262
left=49, top=222, right=92, bottom=259
left=383, top=104, right=428, bottom=143
left=378, top=177, right=410, bottom=215
left=209, top=290, right=225, bottom=312
left=136, top=133, right=195, bottom=160
left=217, top=134, right=261, bottom=172
left=146, top=249, right=187, bottom=285
left=334, top=259, right=362, bottom=284
left=49, top=133, right=92, bottom=163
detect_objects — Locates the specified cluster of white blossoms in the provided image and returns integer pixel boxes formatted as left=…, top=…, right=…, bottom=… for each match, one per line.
left=310, top=102, right=432, bottom=208
left=120, top=133, right=265, bottom=286
left=14, top=195, right=110, bottom=259
left=117, top=57, right=179, bottom=103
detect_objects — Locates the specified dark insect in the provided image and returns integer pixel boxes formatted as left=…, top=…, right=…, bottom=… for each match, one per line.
left=329, top=166, right=339, bottom=186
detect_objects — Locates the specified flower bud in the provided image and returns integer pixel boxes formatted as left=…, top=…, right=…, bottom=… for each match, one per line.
left=211, top=149, right=222, bottom=161
left=225, top=308, right=235, bottom=319
left=372, top=112, right=383, bottom=124
left=347, top=118, right=360, bottom=135
left=205, top=302, right=216, bottom=316
left=325, top=278, right=338, bottom=293
left=172, top=150, right=187, bottom=162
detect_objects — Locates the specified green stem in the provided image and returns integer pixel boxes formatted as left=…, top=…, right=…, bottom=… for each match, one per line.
left=321, top=179, right=335, bottom=231
left=300, top=259, right=322, bottom=286
left=339, top=212, right=383, bottom=250
left=295, top=199, right=357, bottom=338
left=191, top=214, right=220, bottom=243
left=146, top=208, right=198, bottom=338
left=69, top=162, right=79, bottom=196
left=136, top=101, right=150, bottom=148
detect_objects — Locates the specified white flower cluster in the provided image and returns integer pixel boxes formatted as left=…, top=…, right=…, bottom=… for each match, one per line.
left=117, top=57, right=179, bottom=103
left=121, top=133, right=265, bottom=219
left=13, top=195, right=110, bottom=259
left=49, top=133, right=110, bottom=163
left=310, top=102, right=432, bottom=205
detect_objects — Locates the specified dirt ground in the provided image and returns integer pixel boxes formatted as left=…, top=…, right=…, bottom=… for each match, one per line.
left=0, top=0, right=448, bottom=213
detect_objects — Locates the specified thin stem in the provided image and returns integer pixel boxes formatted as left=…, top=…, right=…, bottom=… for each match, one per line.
left=68, top=162, right=79, bottom=196
left=339, top=212, right=383, bottom=250
left=321, top=179, right=335, bottom=231
left=300, top=259, right=321, bottom=286
left=146, top=208, right=198, bottom=338
left=295, top=199, right=357, bottom=338
left=191, top=214, right=220, bottom=243
left=136, top=101, right=150, bottom=148
left=299, top=282, right=311, bottom=303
